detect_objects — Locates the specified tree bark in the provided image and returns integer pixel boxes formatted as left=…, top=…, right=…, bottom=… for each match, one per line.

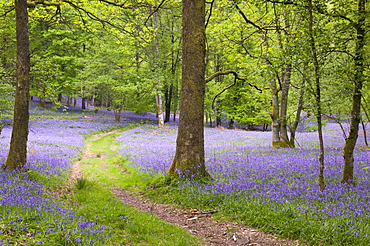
left=308, top=0, right=325, bottom=191
left=279, top=63, right=292, bottom=145
left=164, top=84, right=173, bottom=123
left=156, top=92, right=165, bottom=126
left=168, top=0, right=208, bottom=178
left=342, top=0, right=365, bottom=184
left=153, top=9, right=165, bottom=127
left=271, top=87, right=280, bottom=144
left=4, top=0, right=30, bottom=170
left=289, top=62, right=307, bottom=148
left=81, top=97, right=86, bottom=110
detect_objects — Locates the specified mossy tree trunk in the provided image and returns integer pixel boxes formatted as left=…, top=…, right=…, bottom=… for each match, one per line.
left=4, top=0, right=30, bottom=170
left=167, top=0, right=208, bottom=178
left=342, top=0, right=366, bottom=184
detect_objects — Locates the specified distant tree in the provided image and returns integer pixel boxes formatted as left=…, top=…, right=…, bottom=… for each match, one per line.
left=218, top=81, right=270, bottom=129
left=167, top=0, right=208, bottom=178
left=4, top=0, right=30, bottom=170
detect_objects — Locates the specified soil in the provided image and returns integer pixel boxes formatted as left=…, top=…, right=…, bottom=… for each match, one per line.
left=60, top=131, right=307, bottom=246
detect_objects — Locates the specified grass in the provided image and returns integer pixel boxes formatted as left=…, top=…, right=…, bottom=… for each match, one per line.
left=122, top=174, right=370, bottom=246
left=63, top=128, right=203, bottom=246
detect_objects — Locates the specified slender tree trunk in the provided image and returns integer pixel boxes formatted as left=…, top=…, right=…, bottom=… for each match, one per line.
left=82, top=97, right=86, bottom=110
left=360, top=100, right=369, bottom=146
left=271, top=87, right=280, bottom=144
left=308, top=0, right=325, bottom=191
left=152, top=9, right=165, bottom=127
left=289, top=62, right=307, bottom=147
left=39, top=97, right=46, bottom=108
left=4, top=0, right=30, bottom=170
left=361, top=119, right=368, bottom=146
left=271, top=8, right=292, bottom=148
left=228, top=119, right=234, bottom=129
left=168, top=0, right=208, bottom=178
left=213, top=102, right=221, bottom=127
left=114, top=110, right=121, bottom=122
left=279, top=63, right=292, bottom=145
left=156, top=92, right=165, bottom=126
left=164, top=84, right=173, bottom=123
left=342, top=0, right=366, bottom=184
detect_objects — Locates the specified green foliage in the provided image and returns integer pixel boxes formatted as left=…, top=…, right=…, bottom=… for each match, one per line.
left=74, top=177, right=89, bottom=190
left=0, top=9, right=15, bottom=130
left=1, top=0, right=364, bottom=128
left=219, top=83, right=271, bottom=126
left=0, top=76, right=14, bottom=130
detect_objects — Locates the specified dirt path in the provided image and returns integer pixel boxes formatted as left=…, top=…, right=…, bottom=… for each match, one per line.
left=64, top=130, right=305, bottom=246
left=111, top=187, right=303, bottom=246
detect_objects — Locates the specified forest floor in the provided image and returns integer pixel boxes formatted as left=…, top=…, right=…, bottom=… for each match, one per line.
left=63, top=130, right=306, bottom=246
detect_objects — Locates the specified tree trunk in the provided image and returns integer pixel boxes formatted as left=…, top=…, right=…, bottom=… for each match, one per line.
left=308, top=0, right=325, bottom=191
left=82, top=97, right=86, bottom=110
left=164, top=84, right=173, bottom=123
left=156, top=92, right=165, bottom=126
left=361, top=119, right=368, bottom=146
left=228, top=119, right=234, bottom=129
left=39, top=97, right=47, bottom=108
left=279, top=63, right=292, bottom=145
left=168, top=0, right=208, bottom=178
left=150, top=9, right=165, bottom=127
left=114, top=110, right=121, bottom=122
left=4, top=0, right=30, bottom=170
left=342, top=0, right=365, bottom=184
left=289, top=62, right=307, bottom=147
left=271, top=88, right=280, bottom=145
left=269, top=10, right=295, bottom=148
left=214, top=102, right=222, bottom=128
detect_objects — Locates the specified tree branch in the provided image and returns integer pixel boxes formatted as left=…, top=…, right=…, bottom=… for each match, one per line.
left=62, top=0, right=137, bottom=37
left=235, top=4, right=264, bottom=32
left=205, top=70, right=264, bottom=92
left=144, top=0, right=167, bottom=25
left=0, top=6, right=15, bottom=17
left=212, top=76, right=237, bottom=111
left=98, top=0, right=131, bottom=8
left=205, top=0, right=215, bottom=29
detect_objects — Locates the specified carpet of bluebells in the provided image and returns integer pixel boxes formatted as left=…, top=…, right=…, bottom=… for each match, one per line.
left=117, top=122, right=370, bottom=244
left=1, top=104, right=370, bottom=245
left=0, top=111, right=128, bottom=245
